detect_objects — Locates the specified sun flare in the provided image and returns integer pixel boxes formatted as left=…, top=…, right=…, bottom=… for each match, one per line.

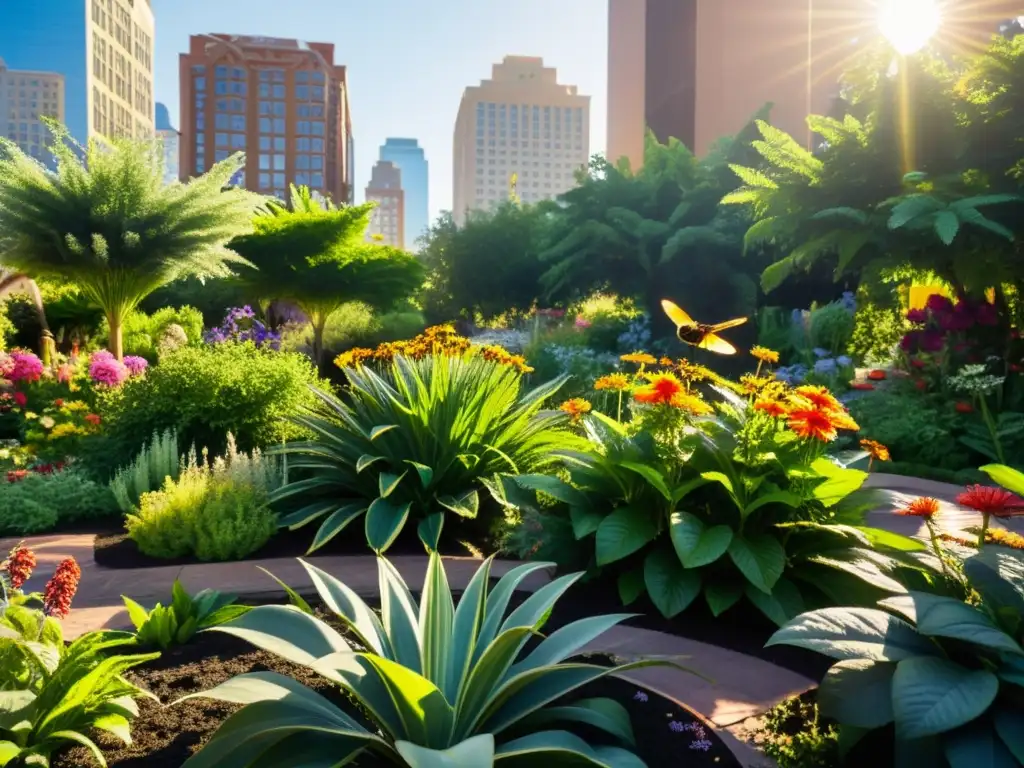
left=878, top=0, right=943, bottom=54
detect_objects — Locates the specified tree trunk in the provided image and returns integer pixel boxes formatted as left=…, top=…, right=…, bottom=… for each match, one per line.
left=312, top=315, right=326, bottom=371
left=107, top=313, right=124, bottom=360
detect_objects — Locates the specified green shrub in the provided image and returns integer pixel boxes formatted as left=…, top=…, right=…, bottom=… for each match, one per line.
left=849, top=297, right=906, bottom=364
left=110, top=428, right=181, bottom=513
left=756, top=697, right=839, bottom=768
left=847, top=389, right=970, bottom=470
left=103, top=305, right=204, bottom=362
left=87, top=342, right=328, bottom=479
left=808, top=301, right=855, bottom=356
left=126, top=438, right=282, bottom=561
left=0, top=300, right=14, bottom=351
left=578, top=295, right=641, bottom=353
left=344, top=308, right=427, bottom=351
left=0, top=469, right=119, bottom=535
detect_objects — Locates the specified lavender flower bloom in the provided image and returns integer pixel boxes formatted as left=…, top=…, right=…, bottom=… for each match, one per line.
left=840, top=291, right=857, bottom=314
left=837, top=355, right=853, bottom=367
left=813, top=347, right=830, bottom=359
left=204, top=306, right=282, bottom=350
left=122, top=356, right=148, bottom=377
left=690, top=739, right=713, bottom=752
left=633, top=691, right=649, bottom=703
left=668, top=721, right=686, bottom=733
left=814, top=358, right=838, bottom=375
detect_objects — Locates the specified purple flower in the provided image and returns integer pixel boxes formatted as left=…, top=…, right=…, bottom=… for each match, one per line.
left=8, top=351, right=43, bottom=383
left=690, top=739, right=713, bottom=752
left=633, top=691, right=648, bottom=703
left=122, top=355, right=149, bottom=376
left=89, top=352, right=129, bottom=388
left=669, top=721, right=686, bottom=733
left=926, top=294, right=954, bottom=314
left=975, top=302, right=998, bottom=327
left=920, top=329, right=945, bottom=353
left=906, top=308, right=929, bottom=324
left=205, top=307, right=282, bottom=350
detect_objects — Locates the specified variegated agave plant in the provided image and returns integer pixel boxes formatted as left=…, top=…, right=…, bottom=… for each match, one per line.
left=180, top=554, right=684, bottom=767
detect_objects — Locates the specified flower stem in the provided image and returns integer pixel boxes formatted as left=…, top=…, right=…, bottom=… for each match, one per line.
left=925, top=519, right=951, bottom=581
left=978, top=511, right=991, bottom=550
left=616, top=390, right=623, bottom=423
left=979, top=397, right=1006, bottom=464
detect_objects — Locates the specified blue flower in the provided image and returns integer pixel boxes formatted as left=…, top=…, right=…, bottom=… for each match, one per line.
left=814, top=358, right=838, bottom=375
left=813, top=347, right=830, bottom=359
left=633, top=691, right=649, bottom=703
left=837, top=355, right=852, bottom=367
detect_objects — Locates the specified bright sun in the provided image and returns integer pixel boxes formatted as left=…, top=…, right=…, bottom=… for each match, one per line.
left=878, top=0, right=943, bottom=54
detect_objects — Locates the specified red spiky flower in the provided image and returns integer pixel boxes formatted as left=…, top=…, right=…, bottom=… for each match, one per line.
left=957, top=485, right=1024, bottom=519
left=4, top=543, right=37, bottom=590
left=42, top=557, right=81, bottom=619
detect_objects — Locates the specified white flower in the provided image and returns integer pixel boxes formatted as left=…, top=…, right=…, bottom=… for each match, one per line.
left=38, top=416, right=56, bottom=429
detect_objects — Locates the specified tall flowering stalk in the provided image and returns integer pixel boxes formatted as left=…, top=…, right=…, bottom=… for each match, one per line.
left=42, top=557, right=81, bottom=619
left=2, top=542, right=37, bottom=593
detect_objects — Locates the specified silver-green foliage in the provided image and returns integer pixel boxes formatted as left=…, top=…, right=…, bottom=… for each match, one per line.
left=0, top=603, right=157, bottom=766
left=274, top=354, right=575, bottom=554
left=181, top=553, right=677, bottom=767
left=110, top=428, right=181, bottom=513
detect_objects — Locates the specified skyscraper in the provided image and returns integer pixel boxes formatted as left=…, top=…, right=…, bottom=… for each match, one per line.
left=0, top=58, right=65, bottom=168
left=0, top=0, right=155, bottom=146
left=155, top=102, right=179, bottom=184
left=365, top=160, right=404, bottom=249
left=453, top=56, right=589, bottom=225
left=607, top=0, right=1023, bottom=169
left=179, top=34, right=354, bottom=203
left=379, top=138, right=428, bottom=249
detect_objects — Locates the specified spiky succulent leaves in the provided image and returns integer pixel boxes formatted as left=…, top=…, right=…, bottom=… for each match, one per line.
left=273, top=355, right=575, bottom=553
left=185, top=554, right=677, bottom=765
left=0, top=123, right=259, bottom=357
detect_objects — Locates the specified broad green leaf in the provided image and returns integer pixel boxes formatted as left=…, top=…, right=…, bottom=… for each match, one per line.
left=437, top=490, right=480, bottom=519
left=511, top=615, right=635, bottom=679
left=520, top=698, right=635, bottom=746
left=122, top=596, right=150, bottom=632
left=934, top=209, right=960, bottom=245
left=513, top=474, right=588, bottom=507
left=980, top=464, right=1024, bottom=495
left=671, top=511, right=733, bottom=569
left=880, top=593, right=1023, bottom=655
left=377, top=556, right=422, bottom=673
left=396, top=735, right=496, bottom=767
left=810, top=555, right=908, bottom=594
left=617, top=569, right=645, bottom=606
left=620, top=462, right=672, bottom=500
left=644, top=549, right=701, bottom=618
left=766, top=607, right=937, bottom=660
left=850, top=526, right=926, bottom=552
left=671, top=476, right=711, bottom=503
left=700, top=471, right=737, bottom=500
left=818, top=659, right=896, bottom=728
left=405, top=461, right=434, bottom=488
left=501, top=573, right=584, bottom=635
left=892, top=656, right=999, bottom=739
left=495, top=728, right=646, bottom=767
left=945, top=720, right=1020, bottom=768
left=370, top=424, right=399, bottom=441
left=299, top=560, right=386, bottom=655
left=420, top=553, right=454, bottom=691
left=278, top=500, right=339, bottom=530
left=964, top=549, right=1024, bottom=616
left=994, top=708, right=1024, bottom=762
left=569, top=506, right=602, bottom=539
left=258, top=567, right=314, bottom=616
left=595, top=506, right=658, bottom=565
left=704, top=580, right=743, bottom=616
left=0, top=742, right=19, bottom=762
left=445, top=557, right=492, bottom=702
left=364, top=654, right=453, bottom=748
left=743, top=490, right=801, bottom=518
left=379, top=471, right=407, bottom=499
left=210, top=605, right=350, bottom=666
left=456, top=626, right=536, bottom=733
left=813, top=466, right=867, bottom=507
left=366, top=498, right=412, bottom=553
left=309, top=504, right=367, bottom=553
left=418, top=513, right=444, bottom=551
left=745, top=577, right=805, bottom=627
left=728, top=534, right=785, bottom=593
left=356, top=454, right=385, bottom=473
left=473, top=561, right=558, bottom=666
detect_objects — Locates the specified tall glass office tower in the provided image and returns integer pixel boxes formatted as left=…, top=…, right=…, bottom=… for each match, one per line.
left=379, top=138, right=428, bottom=250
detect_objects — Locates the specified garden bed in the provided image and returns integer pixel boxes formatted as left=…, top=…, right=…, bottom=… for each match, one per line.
left=51, top=629, right=741, bottom=767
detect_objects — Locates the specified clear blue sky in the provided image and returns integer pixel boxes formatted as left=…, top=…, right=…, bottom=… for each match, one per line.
left=153, top=0, right=609, bottom=224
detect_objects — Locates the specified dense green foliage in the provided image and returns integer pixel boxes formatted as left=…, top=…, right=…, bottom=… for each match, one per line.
left=123, top=580, right=248, bottom=651
left=0, top=126, right=259, bottom=358
left=107, top=306, right=204, bottom=362
left=183, top=553, right=671, bottom=767
left=88, top=342, right=327, bottom=478
left=275, top=353, right=576, bottom=553
left=0, top=469, right=118, bottom=535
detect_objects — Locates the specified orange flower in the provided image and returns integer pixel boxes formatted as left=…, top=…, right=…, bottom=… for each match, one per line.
left=830, top=410, right=860, bottom=431
left=899, top=497, right=940, bottom=518
left=792, top=385, right=843, bottom=413
left=658, top=357, right=675, bottom=367
left=868, top=369, right=887, bottom=381
left=750, top=346, right=780, bottom=364
left=786, top=409, right=838, bottom=442
left=4, top=543, right=36, bottom=590
left=85, top=413, right=101, bottom=426
left=754, top=398, right=788, bottom=418
left=670, top=392, right=714, bottom=416
left=559, top=398, right=592, bottom=422
left=594, top=373, right=631, bottom=391
left=860, top=439, right=890, bottom=462
left=43, top=557, right=81, bottom=619
left=633, top=372, right=685, bottom=406
left=620, top=352, right=658, bottom=366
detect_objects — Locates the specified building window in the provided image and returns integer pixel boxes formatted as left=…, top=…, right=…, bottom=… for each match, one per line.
left=296, top=85, right=309, bottom=100
left=215, top=150, right=229, bottom=161
left=311, top=138, right=323, bottom=152
left=259, top=172, right=270, bottom=188
left=272, top=84, right=285, bottom=99
left=311, top=71, right=325, bottom=84
left=230, top=134, right=245, bottom=148
left=296, top=155, right=310, bottom=170
left=273, top=118, right=285, bottom=133
left=230, top=115, right=245, bottom=131
left=273, top=154, right=285, bottom=170
left=259, top=118, right=271, bottom=132
left=273, top=172, right=285, bottom=187
left=295, top=172, right=310, bottom=185
left=311, top=121, right=324, bottom=136
left=311, top=86, right=324, bottom=100
left=311, top=173, right=323, bottom=188
left=259, top=155, right=270, bottom=170
left=215, top=114, right=228, bottom=130
left=311, top=155, right=323, bottom=170
left=215, top=133, right=228, bottom=147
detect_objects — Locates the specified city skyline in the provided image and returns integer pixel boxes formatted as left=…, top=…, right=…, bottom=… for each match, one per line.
left=379, top=138, right=429, bottom=250
left=149, top=0, right=607, bottom=226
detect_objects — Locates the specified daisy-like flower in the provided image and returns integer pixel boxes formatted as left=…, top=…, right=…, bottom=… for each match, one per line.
left=899, top=497, right=940, bottom=518
left=38, top=415, right=56, bottom=429
left=620, top=352, right=658, bottom=366
left=4, top=543, right=37, bottom=590
left=740, top=374, right=773, bottom=394
left=957, top=485, right=1024, bottom=519
left=786, top=409, right=838, bottom=442
left=559, top=398, right=592, bottom=422
left=633, top=372, right=685, bottom=406
left=792, top=385, right=843, bottom=414
left=676, top=359, right=713, bottom=383
left=751, top=346, right=780, bottom=364
left=594, top=373, right=630, bottom=391
left=986, top=528, right=1024, bottom=550
left=43, top=557, right=82, bottom=619
left=670, top=392, right=714, bottom=416
left=754, top=398, right=788, bottom=419
left=860, top=438, right=891, bottom=464
left=633, top=691, right=649, bottom=703
left=84, top=413, right=101, bottom=426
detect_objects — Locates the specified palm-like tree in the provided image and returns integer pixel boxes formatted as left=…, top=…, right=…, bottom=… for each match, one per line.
left=0, top=124, right=259, bottom=358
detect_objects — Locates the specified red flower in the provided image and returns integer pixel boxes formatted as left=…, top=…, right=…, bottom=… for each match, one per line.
left=955, top=401, right=974, bottom=414
left=43, top=557, right=81, bottom=619
left=957, top=485, right=1024, bottom=519
left=6, top=470, right=27, bottom=483
left=851, top=382, right=875, bottom=391
left=12, top=392, right=26, bottom=407
left=85, top=413, right=101, bottom=426
left=909, top=358, right=927, bottom=369
left=906, top=308, right=929, bottom=324
left=915, top=379, right=928, bottom=391
left=53, top=398, right=64, bottom=407
left=4, top=544, right=37, bottom=590
left=1011, top=364, right=1023, bottom=373
left=787, top=409, right=839, bottom=442
left=867, top=369, right=887, bottom=381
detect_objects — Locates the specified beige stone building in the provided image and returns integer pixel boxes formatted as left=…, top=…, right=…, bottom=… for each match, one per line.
left=453, top=56, right=589, bottom=224
left=89, top=0, right=155, bottom=139
left=365, top=160, right=405, bottom=249
left=0, top=58, right=64, bottom=166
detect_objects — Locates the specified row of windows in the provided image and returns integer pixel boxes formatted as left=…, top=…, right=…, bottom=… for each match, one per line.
left=215, top=132, right=247, bottom=149
left=193, top=66, right=328, bottom=85
left=214, top=114, right=247, bottom=131
left=256, top=171, right=324, bottom=189
left=477, top=103, right=583, bottom=117
left=91, top=0, right=152, bottom=72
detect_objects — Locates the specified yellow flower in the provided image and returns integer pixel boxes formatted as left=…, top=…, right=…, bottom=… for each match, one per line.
left=740, top=374, right=773, bottom=394
left=620, top=352, right=657, bottom=366
left=594, top=373, right=631, bottom=391
left=670, top=392, right=714, bottom=416
left=48, top=422, right=86, bottom=440
left=676, top=359, right=713, bottom=383
left=24, top=411, right=38, bottom=420
left=560, top=398, right=592, bottom=422
left=334, top=347, right=375, bottom=369
left=860, top=438, right=891, bottom=462
left=63, top=400, right=89, bottom=412
left=751, top=346, right=780, bottom=364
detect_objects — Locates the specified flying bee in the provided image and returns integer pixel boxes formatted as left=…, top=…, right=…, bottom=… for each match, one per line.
left=661, top=299, right=748, bottom=355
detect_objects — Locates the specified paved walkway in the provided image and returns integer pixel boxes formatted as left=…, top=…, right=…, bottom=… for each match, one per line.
left=0, top=472, right=995, bottom=768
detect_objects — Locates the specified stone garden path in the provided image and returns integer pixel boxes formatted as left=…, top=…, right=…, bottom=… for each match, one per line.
left=0, top=472, right=997, bottom=768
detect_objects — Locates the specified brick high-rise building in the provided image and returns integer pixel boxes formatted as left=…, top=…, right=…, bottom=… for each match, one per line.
left=365, top=160, right=405, bottom=249
left=607, top=0, right=1023, bottom=169
left=179, top=34, right=353, bottom=202
left=453, top=56, right=589, bottom=225
left=0, top=0, right=155, bottom=149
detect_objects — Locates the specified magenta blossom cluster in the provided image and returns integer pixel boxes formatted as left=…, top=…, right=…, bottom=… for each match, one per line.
left=902, top=295, right=998, bottom=354
left=122, top=355, right=149, bottom=377
left=88, top=351, right=129, bottom=388
left=6, top=350, right=44, bottom=383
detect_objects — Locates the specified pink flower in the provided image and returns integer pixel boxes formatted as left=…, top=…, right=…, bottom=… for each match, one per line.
left=574, top=316, right=592, bottom=330
left=906, top=308, right=928, bottom=324
left=926, top=294, right=954, bottom=314
left=920, top=330, right=944, bottom=353
left=8, top=351, right=43, bottom=383
left=56, top=364, right=73, bottom=384
left=975, top=302, right=999, bottom=327
left=12, top=391, right=26, bottom=408
left=88, top=352, right=129, bottom=388
left=122, top=356, right=148, bottom=376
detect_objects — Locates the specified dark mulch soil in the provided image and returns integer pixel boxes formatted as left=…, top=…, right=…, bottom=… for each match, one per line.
left=51, top=627, right=740, bottom=767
